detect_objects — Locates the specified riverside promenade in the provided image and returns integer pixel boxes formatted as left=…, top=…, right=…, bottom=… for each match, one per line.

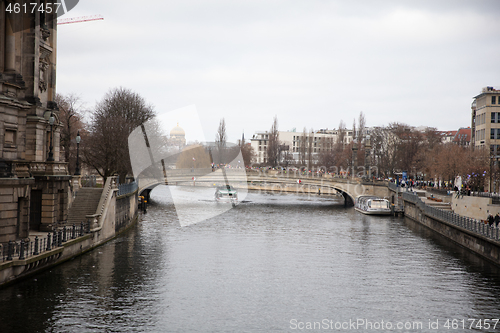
left=0, top=176, right=139, bottom=288
left=402, top=189, right=500, bottom=266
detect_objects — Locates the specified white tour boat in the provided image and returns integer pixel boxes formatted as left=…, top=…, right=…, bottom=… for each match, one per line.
left=354, top=195, right=391, bottom=215
left=214, top=185, right=238, bottom=203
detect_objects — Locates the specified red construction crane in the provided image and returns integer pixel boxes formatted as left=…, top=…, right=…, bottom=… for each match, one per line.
left=57, top=15, right=104, bottom=25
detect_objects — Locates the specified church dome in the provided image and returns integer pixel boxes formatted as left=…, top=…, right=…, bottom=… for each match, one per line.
left=170, top=123, right=185, bottom=137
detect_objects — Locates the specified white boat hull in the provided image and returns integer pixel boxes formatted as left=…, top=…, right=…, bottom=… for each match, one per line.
left=354, top=195, right=391, bottom=216
left=354, top=207, right=391, bottom=215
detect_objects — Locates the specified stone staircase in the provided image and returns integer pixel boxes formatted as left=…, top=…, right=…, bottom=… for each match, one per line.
left=422, top=195, right=453, bottom=211
left=67, top=188, right=103, bottom=225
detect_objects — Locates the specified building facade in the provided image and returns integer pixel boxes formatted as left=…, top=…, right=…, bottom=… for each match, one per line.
left=250, top=129, right=356, bottom=165
left=453, top=127, right=471, bottom=147
left=472, top=86, right=500, bottom=155
left=0, top=3, right=70, bottom=242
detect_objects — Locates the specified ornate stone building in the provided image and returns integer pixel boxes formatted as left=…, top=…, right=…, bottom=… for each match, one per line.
left=169, top=123, right=186, bottom=148
left=0, top=1, right=70, bottom=242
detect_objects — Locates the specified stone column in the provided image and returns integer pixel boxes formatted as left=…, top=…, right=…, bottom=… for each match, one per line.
left=40, top=186, right=56, bottom=232
left=5, top=12, right=15, bottom=72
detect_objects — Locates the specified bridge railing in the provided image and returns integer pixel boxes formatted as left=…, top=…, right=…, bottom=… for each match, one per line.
left=118, top=181, right=138, bottom=196
left=402, top=192, right=500, bottom=241
left=388, top=182, right=400, bottom=192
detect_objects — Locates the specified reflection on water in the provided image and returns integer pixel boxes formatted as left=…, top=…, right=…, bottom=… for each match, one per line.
left=2, top=186, right=500, bottom=332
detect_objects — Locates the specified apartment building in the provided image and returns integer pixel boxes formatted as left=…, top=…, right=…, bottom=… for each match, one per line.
left=471, top=87, right=500, bottom=155
left=250, top=128, right=356, bottom=164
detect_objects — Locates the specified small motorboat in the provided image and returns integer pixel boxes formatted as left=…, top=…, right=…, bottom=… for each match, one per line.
left=214, top=185, right=238, bottom=203
left=354, top=195, right=391, bottom=215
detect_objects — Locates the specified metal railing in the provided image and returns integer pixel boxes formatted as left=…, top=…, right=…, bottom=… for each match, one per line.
left=118, top=181, right=138, bottom=196
left=0, top=221, right=91, bottom=262
left=402, top=192, right=500, bottom=241
left=426, top=188, right=451, bottom=196
left=388, top=182, right=399, bottom=192
left=81, top=175, right=99, bottom=187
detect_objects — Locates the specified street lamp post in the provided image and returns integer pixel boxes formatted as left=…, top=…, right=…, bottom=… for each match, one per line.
left=351, top=139, right=358, bottom=179
left=75, top=131, right=81, bottom=175
left=364, top=134, right=371, bottom=180
left=47, top=112, right=55, bottom=162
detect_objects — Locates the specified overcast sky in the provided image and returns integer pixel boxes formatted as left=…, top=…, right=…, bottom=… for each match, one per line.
left=56, top=0, right=500, bottom=143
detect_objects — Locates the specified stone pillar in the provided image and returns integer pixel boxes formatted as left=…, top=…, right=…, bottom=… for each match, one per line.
left=5, top=12, right=15, bottom=72
left=40, top=187, right=56, bottom=231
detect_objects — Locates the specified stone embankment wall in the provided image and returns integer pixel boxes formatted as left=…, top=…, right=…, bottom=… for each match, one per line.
left=451, top=195, right=500, bottom=221
left=404, top=198, right=500, bottom=266
left=0, top=178, right=138, bottom=288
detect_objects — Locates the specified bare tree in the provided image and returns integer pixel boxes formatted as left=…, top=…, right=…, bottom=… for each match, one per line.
left=391, top=123, right=424, bottom=176
left=84, top=87, right=155, bottom=183
left=352, top=118, right=357, bottom=143
left=266, top=116, right=280, bottom=167
left=318, top=136, right=335, bottom=170
left=370, top=126, right=400, bottom=178
left=238, top=135, right=255, bottom=167
left=54, top=93, right=85, bottom=174
left=358, top=111, right=366, bottom=139
left=355, top=112, right=366, bottom=166
left=213, top=118, right=227, bottom=166
left=215, top=118, right=227, bottom=149
left=337, top=120, right=346, bottom=148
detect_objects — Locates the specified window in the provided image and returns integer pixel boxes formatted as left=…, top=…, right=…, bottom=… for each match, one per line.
left=491, top=129, right=495, bottom=140
left=496, top=128, right=500, bottom=139
left=4, top=129, right=16, bottom=147
left=5, top=130, right=15, bottom=144
left=492, top=112, right=497, bottom=123
left=493, top=96, right=497, bottom=105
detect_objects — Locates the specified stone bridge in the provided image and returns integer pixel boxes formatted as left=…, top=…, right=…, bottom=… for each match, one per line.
left=137, top=168, right=391, bottom=207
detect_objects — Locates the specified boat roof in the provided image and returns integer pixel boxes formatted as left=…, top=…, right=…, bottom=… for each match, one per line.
left=216, top=186, right=237, bottom=193
left=356, top=195, right=387, bottom=201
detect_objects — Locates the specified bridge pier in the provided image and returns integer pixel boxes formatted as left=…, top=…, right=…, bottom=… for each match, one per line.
left=342, top=192, right=354, bottom=207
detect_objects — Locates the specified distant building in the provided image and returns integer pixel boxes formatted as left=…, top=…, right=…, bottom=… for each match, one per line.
left=250, top=128, right=357, bottom=165
left=169, top=123, right=186, bottom=148
left=471, top=86, right=500, bottom=155
left=437, top=130, right=457, bottom=144
left=453, top=127, right=471, bottom=147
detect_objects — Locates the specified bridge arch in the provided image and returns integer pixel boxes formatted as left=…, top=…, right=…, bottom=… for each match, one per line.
left=135, top=170, right=388, bottom=208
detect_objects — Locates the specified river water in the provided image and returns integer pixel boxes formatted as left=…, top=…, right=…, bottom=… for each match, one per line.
left=2, top=186, right=500, bottom=332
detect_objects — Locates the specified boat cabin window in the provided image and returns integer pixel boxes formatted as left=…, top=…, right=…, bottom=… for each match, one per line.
left=370, top=200, right=389, bottom=209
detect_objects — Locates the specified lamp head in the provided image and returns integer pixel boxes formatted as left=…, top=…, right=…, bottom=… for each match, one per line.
left=48, top=113, right=55, bottom=126
left=76, top=131, right=81, bottom=144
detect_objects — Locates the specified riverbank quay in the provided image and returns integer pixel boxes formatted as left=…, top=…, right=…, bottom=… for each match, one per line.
left=0, top=177, right=139, bottom=288
left=402, top=191, right=500, bottom=266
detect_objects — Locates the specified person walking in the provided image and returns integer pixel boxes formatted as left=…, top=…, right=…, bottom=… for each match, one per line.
left=494, top=213, right=500, bottom=227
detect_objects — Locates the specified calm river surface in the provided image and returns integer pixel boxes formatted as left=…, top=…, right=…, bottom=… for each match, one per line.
left=3, top=186, right=500, bottom=332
